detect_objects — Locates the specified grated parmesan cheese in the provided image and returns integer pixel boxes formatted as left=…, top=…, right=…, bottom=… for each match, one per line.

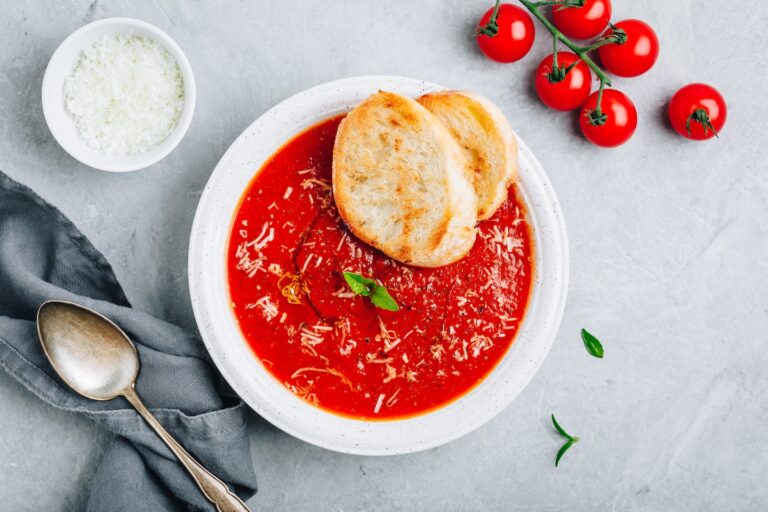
left=64, top=34, right=185, bottom=155
left=373, top=393, right=385, bottom=414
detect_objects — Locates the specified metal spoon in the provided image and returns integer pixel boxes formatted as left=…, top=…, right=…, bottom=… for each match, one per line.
left=36, top=300, right=251, bottom=512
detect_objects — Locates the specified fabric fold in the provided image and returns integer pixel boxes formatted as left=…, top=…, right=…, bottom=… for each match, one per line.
left=0, top=171, right=257, bottom=511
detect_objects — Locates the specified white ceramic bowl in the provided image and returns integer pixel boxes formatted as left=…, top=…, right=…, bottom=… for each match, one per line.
left=189, top=76, right=569, bottom=455
left=41, top=18, right=196, bottom=172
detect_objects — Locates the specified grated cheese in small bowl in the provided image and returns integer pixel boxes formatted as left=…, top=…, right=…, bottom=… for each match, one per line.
left=63, top=34, right=185, bottom=155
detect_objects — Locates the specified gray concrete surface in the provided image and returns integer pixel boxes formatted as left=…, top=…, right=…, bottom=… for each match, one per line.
left=1, top=1, right=767, bottom=510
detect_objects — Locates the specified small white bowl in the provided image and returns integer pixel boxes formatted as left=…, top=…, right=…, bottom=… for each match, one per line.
left=189, top=76, right=569, bottom=455
left=41, top=18, right=196, bottom=172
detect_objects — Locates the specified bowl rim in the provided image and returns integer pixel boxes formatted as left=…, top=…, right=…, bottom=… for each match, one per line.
left=188, top=75, right=569, bottom=455
left=41, top=17, right=196, bottom=172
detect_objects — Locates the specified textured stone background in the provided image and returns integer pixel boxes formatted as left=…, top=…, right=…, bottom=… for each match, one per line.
left=1, top=1, right=766, bottom=510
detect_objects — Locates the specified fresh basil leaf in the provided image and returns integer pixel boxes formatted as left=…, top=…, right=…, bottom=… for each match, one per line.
left=581, top=328, right=604, bottom=358
left=551, top=414, right=571, bottom=440
left=343, top=272, right=375, bottom=297
left=551, top=414, right=579, bottom=466
left=370, top=285, right=399, bottom=312
left=343, top=272, right=399, bottom=311
left=555, top=439, right=574, bottom=467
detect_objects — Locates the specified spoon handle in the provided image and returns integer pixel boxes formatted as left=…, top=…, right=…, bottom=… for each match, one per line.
left=123, top=386, right=252, bottom=512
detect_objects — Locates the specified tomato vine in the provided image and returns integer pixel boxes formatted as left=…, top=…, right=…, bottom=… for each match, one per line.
left=517, top=0, right=626, bottom=125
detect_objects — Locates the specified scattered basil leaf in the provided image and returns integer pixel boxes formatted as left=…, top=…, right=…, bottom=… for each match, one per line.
left=342, top=272, right=399, bottom=311
left=581, top=328, right=604, bottom=358
left=551, top=414, right=579, bottom=467
left=551, top=414, right=570, bottom=439
left=555, top=439, right=574, bottom=467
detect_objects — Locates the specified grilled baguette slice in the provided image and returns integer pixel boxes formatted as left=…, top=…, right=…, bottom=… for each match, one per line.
left=418, top=91, right=518, bottom=220
left=333, top=91, right=477, bottom=267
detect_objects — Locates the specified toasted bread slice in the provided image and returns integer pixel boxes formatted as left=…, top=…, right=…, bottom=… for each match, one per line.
left=333, top=91, right=477, bottom=268
left=418, top=91, right=518, bottom=221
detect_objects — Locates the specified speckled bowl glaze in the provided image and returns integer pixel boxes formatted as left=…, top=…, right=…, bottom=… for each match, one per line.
left=188, top=76, right=569, bottom=455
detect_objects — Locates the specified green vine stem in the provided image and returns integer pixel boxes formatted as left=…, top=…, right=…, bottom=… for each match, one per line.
left=475, top=0, right=503, bottom=37
left=551, top=31, right=560, bottom=71
left=534, top=0, right=584, bottom=7
left=518, top=0, right=625, bottom=124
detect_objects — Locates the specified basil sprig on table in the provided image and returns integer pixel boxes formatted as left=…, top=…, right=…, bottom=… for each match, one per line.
left=551, top=414, right=580, bottom=467
left=548, top=330, right=604, bottom=466
left=581, top=328, right=604, bottom=358
left=342, top=272, right=399, bottom=311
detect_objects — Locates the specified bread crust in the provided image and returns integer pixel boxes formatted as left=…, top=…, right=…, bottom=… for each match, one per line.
left=333, top=91, right=477, bottom=267
left=418, top=91, right=518, bottom=221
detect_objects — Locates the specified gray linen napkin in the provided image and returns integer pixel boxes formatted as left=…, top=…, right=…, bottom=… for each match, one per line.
left=0, top=171, right=257, bottom=511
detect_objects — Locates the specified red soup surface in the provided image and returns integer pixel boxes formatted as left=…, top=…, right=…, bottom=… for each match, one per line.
left=227, top=114, right=534, bottom=420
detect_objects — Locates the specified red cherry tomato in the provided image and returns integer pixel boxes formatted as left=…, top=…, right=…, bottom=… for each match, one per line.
left=552, top=0, right=612, bottom=40
left=598, top=19, right=659, bottom=77
left=535, top=52, right=592, bottom=111
left=579, top=89, right=637, bottom=147
left=475, top=2, right=535, bottom=63
left=668, top=83, right=726, bottom=140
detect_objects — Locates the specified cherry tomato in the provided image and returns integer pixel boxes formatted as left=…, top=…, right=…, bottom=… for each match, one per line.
left=534, top=52, right=592, bottom=111
left=598, top=19, right=659, bottom=77
left=552, top=0, right=612, bottom=40
left=579, top=89, right=637, bottom=147
left=475, top=2, right=535, bottom=63
left=668, top=83, right=726, bottom=140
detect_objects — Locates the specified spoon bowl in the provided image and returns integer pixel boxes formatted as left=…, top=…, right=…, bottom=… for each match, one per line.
left=37, top=301, right=138, bottom=400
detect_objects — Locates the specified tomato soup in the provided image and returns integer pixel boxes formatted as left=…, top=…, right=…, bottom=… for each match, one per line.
left=227, top=115, right=534, bottom=420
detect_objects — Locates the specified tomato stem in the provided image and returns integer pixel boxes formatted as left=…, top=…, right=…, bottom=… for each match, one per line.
left=545, top=36, right=579, bottom=84
left=475, top=0, right=503, bottom=38
left=518, top=0, right=612, bottom=111
left=583, top=23, right=627, bottom=52
left=587, top=82, right=608, bottom=125
left=532, top=0, right=584, bottom=7
left=687, top=108, right=719, bottom=138
left=551, top=34, right=559, bottom=70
